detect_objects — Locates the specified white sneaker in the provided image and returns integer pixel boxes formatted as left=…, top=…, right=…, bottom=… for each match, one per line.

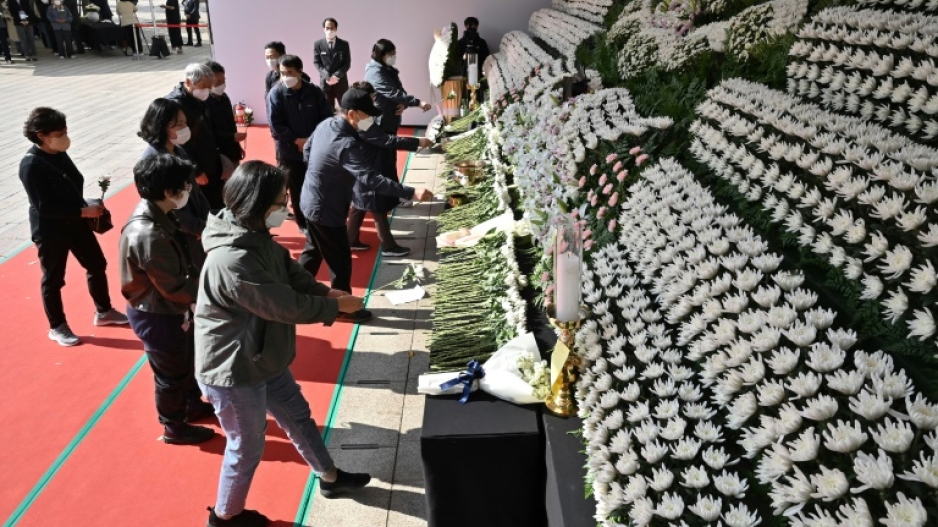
left=49, top=324, right=81, bottom=346
left=94, top=309, right=129, bottom=326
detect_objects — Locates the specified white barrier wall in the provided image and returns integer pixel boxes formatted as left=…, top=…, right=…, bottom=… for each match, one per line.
left=208, top=0, right=552, bottom=126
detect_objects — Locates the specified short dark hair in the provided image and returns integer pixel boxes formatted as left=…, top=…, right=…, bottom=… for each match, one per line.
left=279, top=54, right=303, bottom=72
left=465, top=17, right=479, bottom=27
left=224, top=161, right=289, bottom=232
left=264, top=41, right=285, bottom=55
left=323, top=17, right=338, bottom=28
left=371, top=39, right=396, bottom=61
left=24, top=107, right=67, bottom=145
left=133, top=154, right=194, bottom=201
left=351, top=81, right=375, bottom=94
left=139, top=98, right=184, bottom=146
left=204, top=60, right=225, bottom=74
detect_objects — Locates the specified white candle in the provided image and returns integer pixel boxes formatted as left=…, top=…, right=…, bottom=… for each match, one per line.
left=555, top=252, right=581, bottom=322
left=468, top=61, right=479, bottom=87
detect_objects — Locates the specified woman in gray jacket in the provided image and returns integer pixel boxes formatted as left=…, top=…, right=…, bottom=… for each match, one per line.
left=195, top=161, right=370, bottom=527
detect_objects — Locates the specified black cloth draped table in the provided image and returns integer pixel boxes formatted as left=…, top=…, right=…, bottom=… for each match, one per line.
left=79, top=21, right=123, bottom=52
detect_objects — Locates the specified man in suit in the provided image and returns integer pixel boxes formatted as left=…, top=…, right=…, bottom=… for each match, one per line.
left=313, top=18, right=350, bottom=110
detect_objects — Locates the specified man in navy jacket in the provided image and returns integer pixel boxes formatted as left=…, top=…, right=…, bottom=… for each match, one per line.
left=267, top=54, right=331, bottom=230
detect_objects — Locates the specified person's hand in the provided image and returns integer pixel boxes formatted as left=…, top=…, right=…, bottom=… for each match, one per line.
left=419, top=101, right=432, bottom=112
left=395, top=103, right=405, bottom=116
left=328, top=76, right=340, bottom=86
left=234, top=132, right=247, bottom=142
left=336, top=295, right=365, bottom=313
left=80, top=204, right=105, bottom=218
left=294, top=138, right=307, bottom=148
left=196, top=174, right=209, bottom=185
left=418, top=137, right=433, bottom=148
left=412, top=187, right=434, bottom=202
left=326, top=289, right=348, bottom=298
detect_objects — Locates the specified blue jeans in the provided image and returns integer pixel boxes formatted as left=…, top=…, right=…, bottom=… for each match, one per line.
left=199, top=369, right=335, bottom=517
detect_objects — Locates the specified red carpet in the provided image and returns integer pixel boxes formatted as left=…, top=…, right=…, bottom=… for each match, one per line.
left=2, top=125, right=412, bottom=526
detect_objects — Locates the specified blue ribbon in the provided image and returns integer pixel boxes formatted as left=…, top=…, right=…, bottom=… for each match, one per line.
left=439, top=360, right=485, bottom=404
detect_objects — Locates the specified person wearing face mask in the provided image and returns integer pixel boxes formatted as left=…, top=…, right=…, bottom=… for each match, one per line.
left=119, top=154, right=217, bottom=446
left=266, top=54, right=331, bottom=232
left=263, top=41, right=311, bottom=97
left=165, top=63, right=226, bottom=209
left=19, top=107, right=129, bottom=347
left=8, top=0, right=38, bottom=61
left=159, top=0, right=183, bottom=54
left=364, top=39, right=432, bottom=219
left=299, top=88, right=434, bottom=322
left=195, top=162, right=370, bottom=527
left=313, top=17, right=350, bottom=110
left=457, top=17, right=490, bottom=88
left=139, top=97, right=211, bottom=270
left=204, top=60, right=246, bottom=182
left=46, top=0, right=72, bottom=59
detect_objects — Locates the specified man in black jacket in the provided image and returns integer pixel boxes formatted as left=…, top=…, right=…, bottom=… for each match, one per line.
left=165, top=63, right=225, bottom=209
left=183, top=0, right=200, bottom=46
left=457, top=17, right=491, bottom=99
left=299, top=89, right=433, bottom=322
left=263, top=41, right=310, bottom=97
left=204, top=60, right=245, bottom=180
left=313, top=17, right=350, bottom=110
left=267, top=54, right=331, bottom=231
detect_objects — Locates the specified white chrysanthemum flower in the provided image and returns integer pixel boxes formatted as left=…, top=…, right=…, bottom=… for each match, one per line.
left=806, top=342, right=846, bottom=373
left=752, top=285, right=782, bottom=309
left=767, top=304, right=798, bottom=329
left=722, top=503, right=760, bottom=527
left=647, top=465, right=674, bottom=492
left=660, top=418, right=687, bottom=442
left=786, top=289, right=818, bottom=311
left=785, top=322, right=817, bottom=347
left=610, top=429, right=632, bottom=455
left=694, top=421, right=724, bottom=443
left=656, top=492, right=685, bottom=521
left=655, top=399, right=680, bottom=420
left=810, top=465, right=849, bottom=502
left=671, top=438, right=702, bottom=461
left=711, top=470, right=747, bottom=501
left=908, top=308, right=936, bottom=340
left=907, top=393, right=938, bottom=430
left=899, top=452, right=938, bottom=488
left=629, top=496, right=655, bottom=526
left=777, top=403, right=804, bottom=437
left=860, top=274, right=884, bottom=300
left=804, top=307, right=836, bottom=330
left=680, top=466, right=711, bottom=489
left=874, top=371, right=914, bottom=399
left=633, top=420, right=660, bottom=445
left=882, top=289, right=909, bottom=324
left=758, top=380, right=787, bottom=407
left=641, top=440, right=669, bottom=464
left=689, top=495, right=722, bottom=522
left=702, top=446, right=734, bottom=471
left=826, top=369, right=865, bottom=395
left=854, top=350, right=894, bottom=378
left=802, top=394, right=839, bottom=422
left=756, top=442, right=792, bottom=484
left=773, top=271, right=805, bottom=291
left=788, top=371, right=823, bottom=399
left=879, top=245, right=914, bottom=279
left=880, top=492, right=927, bottom=527
left=872, top=418, right=915, bottom=454
left=852, top=449, right=895, bottom=493
left=620, top=382, right=641, bottom=402
left=615, top=450, right=641, bottom=476
left=768, top=347, right=800, bottom=375
left=906, top=261, right=937, bottom=294
left=787, top=427, right=820, bottom=462
left=850, top=388, right=893, bottom=422
left=678, top=382, right=703, bottom=402
left=622, top=475, right=648, bottom=505
left=770, top=466, right=812, bottom=516
left=727, top=393, right=758, bottom=429
left=834, top=497, right=873, bottom=527
left=863, top=232, right=889, bottom=262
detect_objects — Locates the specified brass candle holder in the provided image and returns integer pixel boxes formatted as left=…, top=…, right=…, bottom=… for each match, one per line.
left=545, top=305, right=587, bottom=418
left=468, top=84, right=479, bottom=111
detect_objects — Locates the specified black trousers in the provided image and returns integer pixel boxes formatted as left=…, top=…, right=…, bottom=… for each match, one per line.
left=322, top=81, right=348, bottom=111
left=0, top=29, right=11, bottom=60
left=279, top=157, right=307, bottom=230
left=185, top=17, right=201, bottom=44
left=347, top=207, right=396, bottom=250
left=126, top=307, right=202, bottom=430
left=167, top=26, right=183, bottom=48
left=299, top=222, right=352, bottom=294
left=35, top=225, right=112, bottom=329
left=200, top=176, right=226, bottom=211
left=70, top=19, right=85, bottom=52
left=122, top=25, right=140, bottom=53
left=54, top=29, right=74, bottom=57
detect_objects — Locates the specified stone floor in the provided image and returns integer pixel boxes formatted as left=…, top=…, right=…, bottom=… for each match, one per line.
left=0, top=26, right=441, bottom=526
left=0, top=12, right=211, bottom=261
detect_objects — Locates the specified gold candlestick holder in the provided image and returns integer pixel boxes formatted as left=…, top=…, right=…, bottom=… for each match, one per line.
left=545, top=306, right=587, bottom=417
left=468, top=84, right=479, bottom=111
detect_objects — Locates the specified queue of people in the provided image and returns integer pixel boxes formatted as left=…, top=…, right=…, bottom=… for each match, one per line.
left=15, top=15, right=490, bottom=525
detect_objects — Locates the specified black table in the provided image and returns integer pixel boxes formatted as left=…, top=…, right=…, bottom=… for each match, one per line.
left=421, top=391, right=546, bottom=527
left=79, top=20, right=123, bottom=52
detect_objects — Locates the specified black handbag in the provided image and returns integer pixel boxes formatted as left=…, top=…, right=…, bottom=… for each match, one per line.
left=150, top=35, right=171, bottom=59
left=26, top=154, right=114, bottom=235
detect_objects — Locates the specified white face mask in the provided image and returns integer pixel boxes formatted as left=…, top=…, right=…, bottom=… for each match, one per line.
left=265, top=206, right=289, bottom=229
left=357, top=116, right=375, bottom=132
left=49, top=134, right=71, bottom=152
left=325, top=29, right=336, bottom=40
left=282, top=75, right=299, bottom=89
left=170, top=189, right=190, bottom=210
left=385, top=55, right=397, bottom=67
left=171, top=126, right=191, bottom=146
left=266, top=58, right=279, bottom=71
left=192, top=87, right=211, bottom=101
left=211, top=83, right=226, bottom=96
left=54, top=0, right=62, bottom=5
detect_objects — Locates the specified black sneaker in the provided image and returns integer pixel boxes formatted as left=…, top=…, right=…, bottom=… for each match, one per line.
left=350, top=241, right=371, bottom=252
left=319, top=469, right=371, bottom=499
left=336, top=309, right=373, bottom=324
left=206, top=506, right=269, bottom=527
left=186, top=400, right=216, bottom=423
left=163, top=424, right=216, bottom=445
left=381, top=245, right=410, bottom=257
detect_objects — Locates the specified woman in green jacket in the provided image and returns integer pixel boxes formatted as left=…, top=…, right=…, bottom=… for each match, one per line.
left=194, top=161, right=370, bottom=527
